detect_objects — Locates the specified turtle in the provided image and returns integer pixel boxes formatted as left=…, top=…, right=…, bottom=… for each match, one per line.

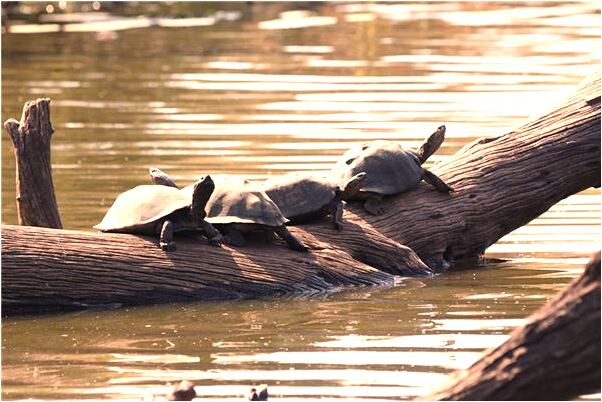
left=166, top=380, right=196, bottom=401
left=248, top=384, right=268, bottom=401
left=148, top=169, right=308, bottom=252
left=331, top=125, right=454, bottom=215
left=94, top=175, right=223, bottom=251
left=262, top=171, right=367, bottom=230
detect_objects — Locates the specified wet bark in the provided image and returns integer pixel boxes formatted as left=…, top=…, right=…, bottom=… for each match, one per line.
left=426, top=251, right=601, bottom=401
left=4, top=98, right=62, bottom=229
left=1, top=71, right=600, bottom=315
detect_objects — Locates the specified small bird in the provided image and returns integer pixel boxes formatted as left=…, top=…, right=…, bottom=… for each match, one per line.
left=248, top=384, right=268, bottom=401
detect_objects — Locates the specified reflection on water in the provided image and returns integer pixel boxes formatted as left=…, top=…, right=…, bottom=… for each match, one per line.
left=1, top=1, right=600, bottom=400
left=1, top=259, right=594, bottom=401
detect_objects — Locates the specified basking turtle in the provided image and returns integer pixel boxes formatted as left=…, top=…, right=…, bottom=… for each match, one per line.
left=262, top=172, right=366, bottom=230
left=149, top=169, right=308, bottom=252
left=94, top=175, right=223, bottom=251
left=331, top=125, right=454, bottom=215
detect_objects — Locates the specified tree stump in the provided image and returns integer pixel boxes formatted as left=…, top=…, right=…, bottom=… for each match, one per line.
left=426, top=251, right=601, bottom=401
left=4, top=98, right=62, bottom=228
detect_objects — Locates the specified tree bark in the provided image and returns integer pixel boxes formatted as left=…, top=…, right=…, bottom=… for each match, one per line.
left=4, top=98, right=62, bottom=229
left=1, top=71, right=599, bottom=315
left=426, top=251, right=601, bottom=401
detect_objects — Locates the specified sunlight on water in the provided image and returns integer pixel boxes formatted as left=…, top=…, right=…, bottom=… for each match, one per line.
left=211, top=350, right=483, bottom=369
left=314, top=334, right=509, bottom=349
left=1, top=1, right=600, bottom=400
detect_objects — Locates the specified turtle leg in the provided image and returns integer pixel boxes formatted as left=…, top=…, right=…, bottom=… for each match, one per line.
left=329, top=200, right=345, bottom=231
left=258, top=229, right=275, bottom=243
left=363, top=195, right=384, bottom=215
left=201, top=220, right=223, bottom=246
left=274, top=225, right=308, bottom=252
left=221, top=227, right=246, bottom=247
left=159, top=220, right=176, bottom=251
left=422, top=168, right=454, bottom=193
left=149, top=167, right=178, bottom=188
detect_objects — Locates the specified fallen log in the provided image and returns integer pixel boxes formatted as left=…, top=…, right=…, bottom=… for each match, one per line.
left=426, top=251, right=601, bottom=401
left=2, top=70, right=600, bottom=315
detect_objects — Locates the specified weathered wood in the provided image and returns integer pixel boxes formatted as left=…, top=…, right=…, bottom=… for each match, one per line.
left=427, top=251, right=601, bottom=401
left=1, top=71, right=600, bottom=315
left=4, top=98, right=62, bottom=228
left=1, top=224, right=404, bottom=315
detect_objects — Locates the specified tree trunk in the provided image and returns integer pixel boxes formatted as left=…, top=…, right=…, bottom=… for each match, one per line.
left=426, top=251, right=601, bottom=401
left=4, top=98, right=62, bottom=229
left=1, top=71, right=599, bottom=315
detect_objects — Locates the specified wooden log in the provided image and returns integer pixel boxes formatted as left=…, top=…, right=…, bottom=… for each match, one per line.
left=426, top=251, right=601, bottom=401
left=4, top=98, right=62, bottom=229
left=1, top=71, right=600, bottom=315
left=1, top=224, right=401, bottom=315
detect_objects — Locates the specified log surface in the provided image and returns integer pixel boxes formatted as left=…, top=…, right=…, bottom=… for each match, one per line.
left=2, top=72, right=600, bottom=315
left=427, top=251, right=601, bottom=401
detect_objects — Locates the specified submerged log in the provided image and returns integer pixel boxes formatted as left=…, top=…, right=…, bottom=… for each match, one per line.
left=427, top=251, right=601, bottom=401
left=1, top=71, right=600, bottom=315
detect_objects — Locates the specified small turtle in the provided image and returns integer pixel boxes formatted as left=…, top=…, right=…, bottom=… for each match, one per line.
left=94, top=175, right=223, bottom=251
left=149, top=169, right=308, bottom=252
left=166, top=381, right=196, bottom=401
left=262, top=172, right=366, bottom=230
left=331, top=125, right=454, bottom=215
left=248, top=384, right=268, bottom=401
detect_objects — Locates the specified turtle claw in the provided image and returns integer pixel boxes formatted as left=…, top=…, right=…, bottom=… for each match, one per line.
left=160, top=241, right=176, bottom=252
left=208, top=234, right=224, bottom=247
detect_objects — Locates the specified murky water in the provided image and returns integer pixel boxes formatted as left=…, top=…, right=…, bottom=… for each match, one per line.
left=1, top=2, right=600, bottom=400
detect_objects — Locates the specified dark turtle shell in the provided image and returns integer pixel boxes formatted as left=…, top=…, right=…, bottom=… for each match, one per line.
left=331, top=140, right=422, bottom=195
left=202, top=175, right=288, bottom=227
left=263, top=173, right=336, bottom=219
left=94, top=185, right=191, bottom=233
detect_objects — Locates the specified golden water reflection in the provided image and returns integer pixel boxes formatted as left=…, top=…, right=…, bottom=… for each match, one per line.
left=2, top=1, right=600, bottom=400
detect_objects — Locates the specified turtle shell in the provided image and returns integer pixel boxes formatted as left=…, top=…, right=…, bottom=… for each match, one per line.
left=94, top=185, right=191, bottom=233
left=263, top=173, right=336, bottom=219
left=332, top=140, right=422, bottom=195
left=203, top=175, right=287, bottom=227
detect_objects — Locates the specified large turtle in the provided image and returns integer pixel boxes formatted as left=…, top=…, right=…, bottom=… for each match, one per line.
left=149, top=169, right=308, bottom=252
left=262, top=172, right=366, bottom=230
left=331, top=125, right=454, bottom=215
left=94, top=175, right=223, bottom=251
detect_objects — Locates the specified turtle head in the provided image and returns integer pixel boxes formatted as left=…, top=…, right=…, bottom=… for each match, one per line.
left=191, top=175, right=215, bottom=224
left=149, top=167, right=178, bottom=188
left=166, top=380, right=196, bottom=401
left=338, top=172, right=367, bottom=200
left=417, top=125, right=446, bottom=164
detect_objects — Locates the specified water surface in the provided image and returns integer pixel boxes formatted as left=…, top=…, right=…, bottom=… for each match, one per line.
left=1, top=2, right=600, bottom=400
